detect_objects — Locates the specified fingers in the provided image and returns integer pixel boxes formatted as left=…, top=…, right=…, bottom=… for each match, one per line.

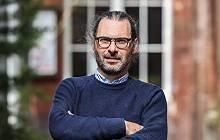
left=125, top=120, right=144, bottom=135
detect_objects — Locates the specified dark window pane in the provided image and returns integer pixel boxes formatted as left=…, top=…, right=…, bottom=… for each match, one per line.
left=72, top=52, right=87, bottom=76
left=95, top=7, right=109, bottom=16
left=129, top=55, right=139, bottom=79
left=148, top=53, right=161, bottom=87
left=126, top=7, right=139, bottom=31
left=148, top=7, right=162, bottom=44
left=72, top=6, right=87, bottom=43
left=0, top=56, right=6, bottom=74
left=125, top=7, right=139, bottom=79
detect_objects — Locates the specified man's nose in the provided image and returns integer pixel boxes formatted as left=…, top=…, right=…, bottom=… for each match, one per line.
left=108, top=40, right=118, bottom=53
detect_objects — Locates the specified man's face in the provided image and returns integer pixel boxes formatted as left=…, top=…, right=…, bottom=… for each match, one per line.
left=94, top=18, right=136, bottom=75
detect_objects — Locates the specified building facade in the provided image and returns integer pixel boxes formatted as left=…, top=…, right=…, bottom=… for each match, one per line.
left=33, top=0, right=220, bottom=139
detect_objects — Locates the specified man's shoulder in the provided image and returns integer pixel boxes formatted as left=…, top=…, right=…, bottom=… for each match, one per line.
left=128, top=77, right=164, bottom=97
left=60, top=75, right=95, bottom=87
left=129, top=77, right=161, bottom=90
left=70, top=75, right=94, bottom=81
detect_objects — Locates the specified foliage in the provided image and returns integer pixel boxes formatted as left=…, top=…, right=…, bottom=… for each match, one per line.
left=0, top=0, right=48, bottom=139
left=0, top=0, right=41, bottom=56
left=205, top=98, right=220, bottom=130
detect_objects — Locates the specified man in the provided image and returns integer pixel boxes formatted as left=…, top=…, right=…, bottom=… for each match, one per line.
left=49, top=11, right=167, bottom=140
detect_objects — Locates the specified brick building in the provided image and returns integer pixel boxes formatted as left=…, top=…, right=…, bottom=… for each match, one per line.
left=171, top=0, right=220, bottom=140
left=32, top=0, right=220, bottom=139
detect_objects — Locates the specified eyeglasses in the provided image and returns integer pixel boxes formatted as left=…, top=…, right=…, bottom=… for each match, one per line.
left=95, top=36, right=132, bottom=49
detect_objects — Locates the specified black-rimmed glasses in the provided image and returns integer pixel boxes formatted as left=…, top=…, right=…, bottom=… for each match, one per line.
left=95, top=36, right=132, bottom=49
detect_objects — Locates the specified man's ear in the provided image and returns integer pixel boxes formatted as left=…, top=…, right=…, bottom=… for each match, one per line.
left=132, top=38, right=139, bottom=54
left=92, top=42, right=96, bottom=51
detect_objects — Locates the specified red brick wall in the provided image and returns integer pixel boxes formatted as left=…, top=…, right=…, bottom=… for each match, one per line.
left=172, top=0, right=219, bottom=140
left=172, top=0, right=195, bottom=139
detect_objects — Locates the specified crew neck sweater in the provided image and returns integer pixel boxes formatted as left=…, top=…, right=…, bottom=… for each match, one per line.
left=95, top=70, right=128, bottom=84
left=49, top=75, right=167, bottom=140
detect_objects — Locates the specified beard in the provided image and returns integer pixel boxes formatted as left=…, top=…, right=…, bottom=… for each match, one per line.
left=94, top=49, right=134, bottom=76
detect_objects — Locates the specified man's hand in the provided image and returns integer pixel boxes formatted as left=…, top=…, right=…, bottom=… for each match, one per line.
left=124, top=120, right=144, bottom=135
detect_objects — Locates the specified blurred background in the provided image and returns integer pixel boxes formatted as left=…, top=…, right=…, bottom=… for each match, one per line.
left=0, top=0, right=220, bottom=140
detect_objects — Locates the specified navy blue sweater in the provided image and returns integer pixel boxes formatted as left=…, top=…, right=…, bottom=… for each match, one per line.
left=49, top=75, right=167, bottom=140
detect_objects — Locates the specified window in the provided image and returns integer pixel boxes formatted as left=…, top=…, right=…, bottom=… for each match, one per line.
left=125, top=7, right=139, bottom=79
left=72, top=52, right=87, bottom=77
left=63, top=0, right=172, bottom=95
left=148, top=7, right=162, bottom=44
left=71, top=6, right=87, bottom=44
left=95, top=7, right=109, bottom=15
left=148, top=53, right=162, bottom=86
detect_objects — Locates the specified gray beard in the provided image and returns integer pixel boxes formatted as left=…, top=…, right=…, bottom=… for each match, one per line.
left=94, top=50, right=132, bottom=76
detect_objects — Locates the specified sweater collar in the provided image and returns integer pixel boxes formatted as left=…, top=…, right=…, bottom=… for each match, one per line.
left=95, top=70, right=128, bottom=85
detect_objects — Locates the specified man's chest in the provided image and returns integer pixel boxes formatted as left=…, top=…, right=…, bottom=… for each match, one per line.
left=73, top=88, right=144, bottom=124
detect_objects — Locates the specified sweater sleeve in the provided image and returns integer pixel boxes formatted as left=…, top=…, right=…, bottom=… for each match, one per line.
left=121, top=87, right=167, bottom=140
left=48, top=78, right=126, bottom=140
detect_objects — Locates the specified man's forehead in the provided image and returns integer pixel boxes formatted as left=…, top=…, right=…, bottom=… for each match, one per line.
left=99, top=17, right=130, bottom=24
